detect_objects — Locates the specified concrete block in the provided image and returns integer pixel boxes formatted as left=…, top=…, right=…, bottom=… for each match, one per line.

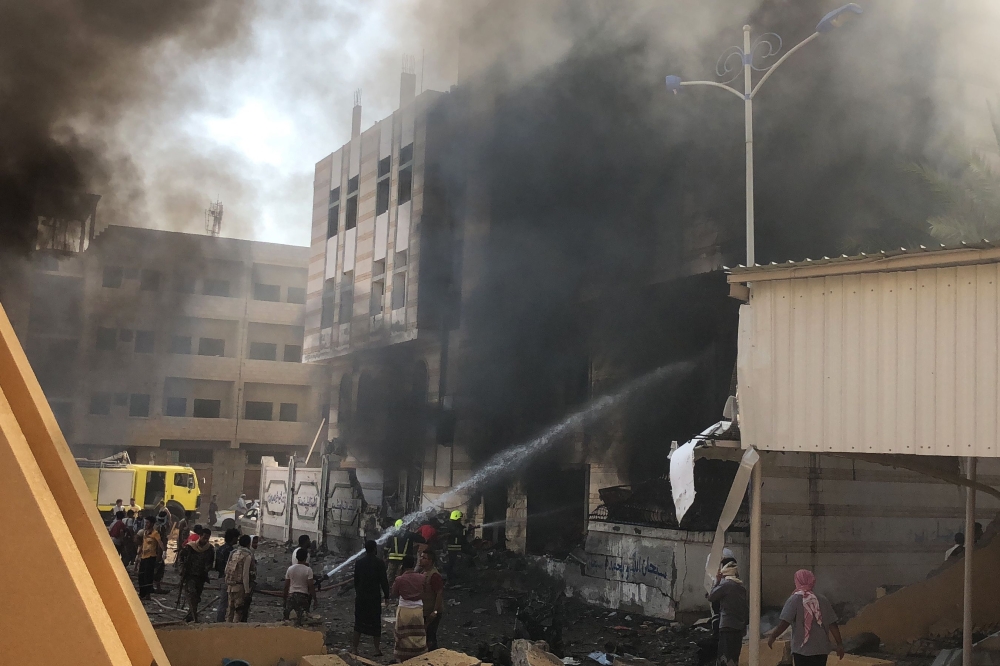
left=155, top=622, right=325, bottom=666
left=401, top=648, right=483, bottom=666
left=511, top=639, right=562, bottom=666
left=302, top=656, right=352, bottom=666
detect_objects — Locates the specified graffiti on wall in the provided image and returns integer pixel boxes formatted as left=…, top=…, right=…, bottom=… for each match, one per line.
left=264, top=480, right=287, bottom=517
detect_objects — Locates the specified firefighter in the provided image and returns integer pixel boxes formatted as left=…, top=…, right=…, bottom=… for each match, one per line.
left=386, top=519, right=418, bottom=584
left=445, top=510, right=471, bottom=582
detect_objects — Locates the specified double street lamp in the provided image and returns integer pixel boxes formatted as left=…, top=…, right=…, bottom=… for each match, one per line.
left=665, top=3, right=862, bottom=267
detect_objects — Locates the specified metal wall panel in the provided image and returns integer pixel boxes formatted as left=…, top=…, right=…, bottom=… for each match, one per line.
left=738, top=263, right=1000, bottom=456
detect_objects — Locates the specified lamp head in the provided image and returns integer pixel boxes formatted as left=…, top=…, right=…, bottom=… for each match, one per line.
left=817, top=3, right=863, bottom=33
left=665, top=75, right=682, bottom=94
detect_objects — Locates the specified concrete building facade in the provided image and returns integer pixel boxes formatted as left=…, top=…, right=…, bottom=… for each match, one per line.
left=5, top=224, right=327, bottom=506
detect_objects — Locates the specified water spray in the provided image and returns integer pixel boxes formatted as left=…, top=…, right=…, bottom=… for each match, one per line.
left=325, top=361, right=691, bottom=578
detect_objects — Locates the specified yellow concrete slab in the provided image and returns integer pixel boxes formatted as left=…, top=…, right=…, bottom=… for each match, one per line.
left=302, top=655, right=352, bottom=666
left=402, top=648, right=483, bottom=666
left=0, top=302, right=168, bottom=664
left=0, top=383, right=130, bottom=665
left=155, top=623, right=326, bottom=666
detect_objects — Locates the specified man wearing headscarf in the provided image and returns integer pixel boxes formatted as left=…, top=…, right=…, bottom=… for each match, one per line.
left=768, top=570, right=844, bottom=666
left=708, top=558, right=749, bottom=666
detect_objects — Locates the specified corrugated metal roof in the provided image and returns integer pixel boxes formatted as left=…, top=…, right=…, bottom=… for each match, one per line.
left=727, top=240, right=1000, bottom=282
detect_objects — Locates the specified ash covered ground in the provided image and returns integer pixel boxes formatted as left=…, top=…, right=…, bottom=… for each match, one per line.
left=140, top=536, right=704, bottom=664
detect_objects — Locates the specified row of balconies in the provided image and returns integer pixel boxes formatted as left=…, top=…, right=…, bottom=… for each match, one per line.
left=73, top=414, right=317, bottom=448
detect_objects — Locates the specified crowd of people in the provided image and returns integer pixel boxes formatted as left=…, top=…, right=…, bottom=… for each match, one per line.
left=105, top=496, right=472, bottom=661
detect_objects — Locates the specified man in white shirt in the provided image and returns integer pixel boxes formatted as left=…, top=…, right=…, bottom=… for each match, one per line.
left=291, top=534, right=311, bottom=566
left=283, top=548, right=316, bottom=626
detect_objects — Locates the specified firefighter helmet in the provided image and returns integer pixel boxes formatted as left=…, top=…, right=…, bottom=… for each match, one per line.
left=395, top=519, right=403, bottom=528
left=450, top=510, right=464, bottom=521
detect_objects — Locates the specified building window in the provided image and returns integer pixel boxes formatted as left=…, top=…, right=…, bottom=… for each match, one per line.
left=119, top=328, right=133, bottom=343
left=134, top=330, right=155, bottom=353
left=370, top=279, right=384, bottom=316
left=399, top=143, right=413, bottom=165
left=248, top=342, right=277, bottom=361
left=202, top=278, right=230, bottom=297
left=170, top=335, right=192, bottom=354
left=392, top=273, right=406, bottom=310
left=129, top=394, right=151, bottom=417
left=96, top=327, right=117, bottom=351
left=345, top=197, right=358, bottom=230
left=253, top=283, right=281, bottom=302
left=397, top=166, right=412, bottom=205
left=192, top=399, right=221, bottom=418
left=177, top=449, right=213, bottom=464
left=395, top=250, right=407, bottom=267
left=329, top=186, right=341, bottom=206
left=102, top=266, right=123, bottom=288
left=378, top=156, right=391, bottom=178
left=328, top=204, right=340, bottom=239
left=287, top=287, right=306, bottom=304
left=376, top=179, right=390, bottom=215
left=197, top=338, right=225, bottom=357
left=283, top=344, right=302, bottom=362
left=373, top=259, right=385, bottom=276
left=279, top=403, right=298, bottom=422
left=348, top=175, right=359, bottom=194
left=164, top=397, right=187, bottom=417
left=339, top=273, right=354, bottom=322
left=140, top=269, right=160, bottom=291
left=175, top=274, right=196, bottom=294
left=244, top=401, right=273, bottom=421
left=89, top=393, right=112, bottom=415
left=320, top=279, right=336, bottom=329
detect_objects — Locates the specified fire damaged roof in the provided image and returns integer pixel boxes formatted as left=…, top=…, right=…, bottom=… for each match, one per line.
left=727, top=240, right=1000, bottom=282
left=590, top=455, right=749, bottom=532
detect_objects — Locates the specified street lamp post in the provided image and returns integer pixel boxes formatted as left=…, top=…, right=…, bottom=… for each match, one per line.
left=665, top=3, right=862, bottom=267
left=665, top=7, right=861, bottom=666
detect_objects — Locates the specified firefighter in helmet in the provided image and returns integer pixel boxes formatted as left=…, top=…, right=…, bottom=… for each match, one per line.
left=445, top=510, right=473, bottom=582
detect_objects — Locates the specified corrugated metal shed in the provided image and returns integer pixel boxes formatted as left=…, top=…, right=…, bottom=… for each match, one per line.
left=729, top=244, right=1000, bottom=457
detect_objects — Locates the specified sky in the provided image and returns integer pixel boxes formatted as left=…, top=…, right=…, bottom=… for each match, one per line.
left=123, top=0, right=457, bottom=247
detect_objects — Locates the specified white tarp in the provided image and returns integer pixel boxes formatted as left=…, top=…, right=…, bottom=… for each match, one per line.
left=669, top=440, right=697, bottom=523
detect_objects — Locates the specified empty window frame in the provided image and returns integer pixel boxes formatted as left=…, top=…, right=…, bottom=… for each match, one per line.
left=370, top=279, right=385, bottom=316
left=397, top=166, right=412, bottom=205
left=348, top=175, right=359, bottom=194
left=378, top=156, right=391, bottom=178
left=177, top=449, right=213, bottom=464
left=134, top=330, right=155, bottom=353
left=170, top=335, right=192, bottom=354
left=244, top=401, right=273, bottom=421
left=248, top=342, right=277, bottom=361
left=287, top=286, right=306, bottom=304
left=399, top=143, right=413, bottom=165
left=96, top=327, right=117, bottom=351
left=202, top=278, right=230, bottom=297
left=197, top=338, right=225, bottom=357
left=140, top=269, right=160, bottom=291
left=279, top=402, right=298, bottom=422
left=320, top=279, right=336, bottom=329
left=391, top=272, right=407, bottom=310
left=164, top=397, right=187, bottom=417
left=192, top=399, right=221, bottom=418
left=102, top=266, right=123, bottom=288
left=345, top=196, right=358, bottom=230
left=129, top=394, right=151, bottom=417
left=253, top=283, right=281, bottom=302
left=328, top=186, right=341, bottom=239
left=376, top=179, right=391, bottom=215
left=89, top=393, right=112, bottom=415
left=339, top=273, right=354, bottom=322
left=283, top=344, right=302, bottom=362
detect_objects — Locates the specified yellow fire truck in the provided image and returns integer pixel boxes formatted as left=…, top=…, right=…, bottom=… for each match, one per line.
left=75, top=452, right=201, bottom=519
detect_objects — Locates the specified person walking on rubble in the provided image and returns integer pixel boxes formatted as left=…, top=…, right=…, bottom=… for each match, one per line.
left=240, top=535, right=259, bottom=622
left=352, top=540, right=390, bottom=656
left=708, top=558, right=749, bottom=666
left=179, top=528, right=215, bottom=622
left=283, top=547, right=316, bottom=626
left=767, top=570, right=844, bottom=666
left=224, top=534, right=255, bottom=621
left=445, top=510, right=471, bottom=582
left=208, top=494, right=219, bottom=527
left=390, top=555, right=428, bottom=662
left=214, top=528, right=241, bottom=622
left=137, top=515, right=162, bottom=600
left=418, top=549, right=445, bottom=651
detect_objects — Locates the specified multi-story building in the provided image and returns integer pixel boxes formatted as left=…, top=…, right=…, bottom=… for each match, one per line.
left=4, top=222, right=327, bottom=506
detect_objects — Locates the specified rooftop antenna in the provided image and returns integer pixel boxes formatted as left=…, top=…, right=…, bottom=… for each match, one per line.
left=205, top=199, right=223, bottom=237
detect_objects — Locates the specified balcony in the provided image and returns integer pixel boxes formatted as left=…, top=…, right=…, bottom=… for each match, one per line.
left=242, top=359, right=325, bottom=385
left=75, top=415, right=239, bottom=448
left=163, top=354, right=239, bottom=381
left=180, top=294, right=245, bottom=320
left=236, top=419, right=317, bottom=446
left=246, top=299, right=304, bottom=326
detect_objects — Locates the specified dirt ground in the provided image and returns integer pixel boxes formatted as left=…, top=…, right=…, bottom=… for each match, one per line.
left=138, top=536, right=705, bottom=665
